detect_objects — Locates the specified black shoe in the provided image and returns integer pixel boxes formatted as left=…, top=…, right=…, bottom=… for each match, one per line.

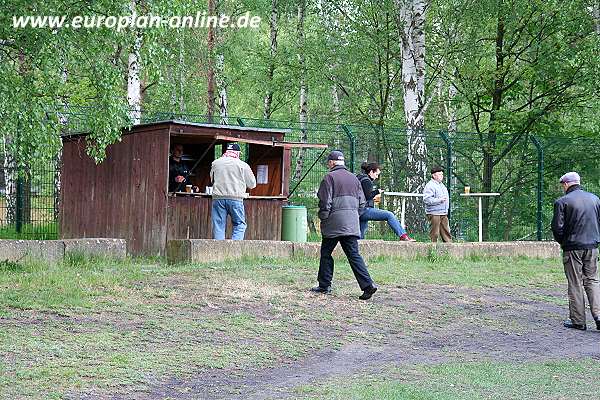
left=563, top=320, right=586, bottom=331
left=595, top=318, right=600, bottom=331
left=359, top=285, right=378, bottom=300
left=310, top=286, right=331, bottom=295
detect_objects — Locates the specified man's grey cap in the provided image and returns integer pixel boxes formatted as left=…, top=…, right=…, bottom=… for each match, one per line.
left=327, top=150, right=345, bottom=161
left=559, top=172, right=580, bottom=184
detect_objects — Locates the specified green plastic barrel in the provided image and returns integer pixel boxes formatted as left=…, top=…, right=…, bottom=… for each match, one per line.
left=281, top=205, right=308, bottom=242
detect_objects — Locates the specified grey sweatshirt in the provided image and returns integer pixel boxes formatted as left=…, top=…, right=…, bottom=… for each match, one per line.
left=423, top=179, right=449, bottom=215
left=210, top=156, right=257, bottom=200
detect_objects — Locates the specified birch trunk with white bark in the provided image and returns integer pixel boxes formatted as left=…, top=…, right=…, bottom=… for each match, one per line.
left=127, top=0, right=142, bottom=124
left=207, top=0, right=217, bottom=123
left=55, top=64, right=68, bottom=220
left=395, top=0, right=429, bottom=231
left=208, top=0, right=229, bottom=125
left=2, top=136, right=16, bottom=225
left=216, top=52, right=229, bottom=124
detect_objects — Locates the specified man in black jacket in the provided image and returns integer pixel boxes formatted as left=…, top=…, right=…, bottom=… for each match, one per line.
left=169, top=144, right=191, bottom=192
left=551, top=171, right=600, bottom=331
left=310, top=150, right=378, bottom=300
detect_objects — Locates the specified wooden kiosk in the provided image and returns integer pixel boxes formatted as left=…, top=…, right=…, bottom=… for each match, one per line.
left=60, top=120, right=326, bottom=255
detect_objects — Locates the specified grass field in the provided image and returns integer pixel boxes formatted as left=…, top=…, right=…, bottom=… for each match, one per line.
left=1, top=252, right=597, bottom=399
left=0, top=195, right=57, bottom=239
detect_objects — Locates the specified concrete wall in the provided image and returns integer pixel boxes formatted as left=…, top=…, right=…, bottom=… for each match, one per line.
left=1, top=238, right=559, bottom=264
left=0, top=239, right=127, bottom=262
left=167, top=239, right=562, bottom=264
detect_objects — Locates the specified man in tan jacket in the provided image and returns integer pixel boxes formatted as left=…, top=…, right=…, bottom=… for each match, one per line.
left=210, top=143, right=256, bottom=240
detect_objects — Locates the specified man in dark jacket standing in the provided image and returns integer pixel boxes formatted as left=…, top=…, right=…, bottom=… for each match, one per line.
left=551, top=171, right=600, bottom=331
left=311, top=150, right=378, bottom=300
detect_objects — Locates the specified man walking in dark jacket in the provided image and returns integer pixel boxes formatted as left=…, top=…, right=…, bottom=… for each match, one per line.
left=551, top=171, right=600, bottom=331
left=311, top=150, right=378, bottom=300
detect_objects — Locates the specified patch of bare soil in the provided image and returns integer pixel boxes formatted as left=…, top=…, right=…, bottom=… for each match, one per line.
left=140, top=284, right=600, bottom=400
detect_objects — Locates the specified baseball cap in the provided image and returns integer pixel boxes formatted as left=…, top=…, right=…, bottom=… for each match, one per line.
left=326, top=150, right=345, bottom=161
left=559, top=172, right=580, bottom=184
left=226, top=143, right=241, bottom=151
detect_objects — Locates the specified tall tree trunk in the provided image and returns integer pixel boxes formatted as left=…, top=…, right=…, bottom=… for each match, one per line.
left=293, top=0, right=308, bottom=181
left=331, top=81, right=341, bottom=121
left=264, top=0, right=279, bottom=120
left=445, top=81, right=458, bottom=134
left=55, top=63, right=68, bottom=220
left=395, top=0, right=428, bottom=231
left=127, top=0, right=142, bottom=125
left=2, top=136, right=16, bottom=225
left=3, top=51, right=27, bottom=225
left=213, top=0, right=228, bottom=124
left=216, top=53, right=229, bottom=124
left=207, top=0, right=217, bottom=123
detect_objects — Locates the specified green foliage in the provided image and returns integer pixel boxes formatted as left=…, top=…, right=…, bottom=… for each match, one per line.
left=0, top=0, right=134, bottom=163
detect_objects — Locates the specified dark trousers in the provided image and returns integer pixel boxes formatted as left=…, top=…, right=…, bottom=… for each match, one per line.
left=318, top=236, right=373, bottom=290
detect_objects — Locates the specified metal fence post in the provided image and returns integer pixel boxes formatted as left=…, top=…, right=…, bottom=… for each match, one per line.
left=341, top=125, right=355, bottom=173
left=15, top=174, right=24, bottom=234
left=531, top=136, right=544, bottom=241
left=439, top=131, right=453, bottom=220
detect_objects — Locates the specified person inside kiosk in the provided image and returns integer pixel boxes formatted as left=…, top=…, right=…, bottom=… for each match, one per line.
left=169, top=143, right=199, bottom=193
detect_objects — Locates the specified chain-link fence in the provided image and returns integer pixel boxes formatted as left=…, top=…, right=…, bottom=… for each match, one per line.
left=2, top=107, right=598, bottom=242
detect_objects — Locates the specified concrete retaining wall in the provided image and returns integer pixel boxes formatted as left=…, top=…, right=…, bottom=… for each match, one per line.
left=167, top=239, right=561, bottom=264
left=0, top=239, right=127, bottom=262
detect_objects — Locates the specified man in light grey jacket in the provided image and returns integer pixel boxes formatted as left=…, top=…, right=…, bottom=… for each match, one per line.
left=423, top=166, right=452, bottom=242
left=210, top=143, right=257, bottom=240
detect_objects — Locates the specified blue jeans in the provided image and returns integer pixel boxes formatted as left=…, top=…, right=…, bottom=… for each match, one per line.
left=212, top=199, right=247, bottom=240
left=359, top=207, right=406, bottom=239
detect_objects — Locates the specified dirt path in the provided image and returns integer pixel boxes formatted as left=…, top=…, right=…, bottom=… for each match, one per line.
left=142, top=285, right=600, bottom=400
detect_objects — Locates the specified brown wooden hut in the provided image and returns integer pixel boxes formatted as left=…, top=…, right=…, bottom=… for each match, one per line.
left=60, top=120, right=326, bottom=255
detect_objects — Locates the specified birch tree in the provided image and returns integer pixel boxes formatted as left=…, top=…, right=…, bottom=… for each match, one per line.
left=127, top=0, right=143, bottom=124
left=394, top=0, right=430, bottom=229
left=207, top=0, right=217, bottom=122
left=215, top=0, right=229, bottom=124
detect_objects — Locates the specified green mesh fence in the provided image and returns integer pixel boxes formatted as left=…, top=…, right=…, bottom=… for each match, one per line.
left=0, top=160, right=59, bottom=239
left=2, top=105, right=598, bottom=242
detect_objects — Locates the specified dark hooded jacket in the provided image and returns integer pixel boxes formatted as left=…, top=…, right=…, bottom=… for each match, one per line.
left=317, top=165, right=366, bottom=238
left=551, top=184, right=600, bottom=251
